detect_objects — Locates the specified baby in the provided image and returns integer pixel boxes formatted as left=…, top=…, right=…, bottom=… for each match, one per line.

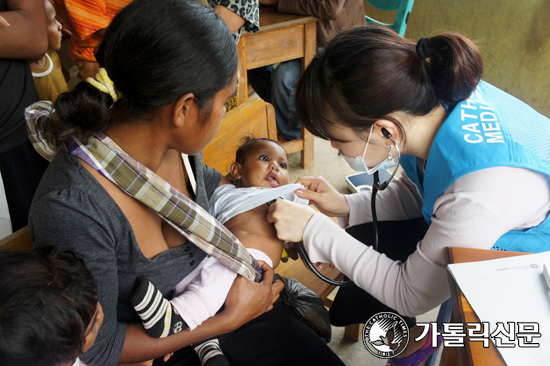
left=209, top=136, right=308, bottom=268
left=28, top=0, right=68, bottom=103
left=131, top=137, right=315, bottom=366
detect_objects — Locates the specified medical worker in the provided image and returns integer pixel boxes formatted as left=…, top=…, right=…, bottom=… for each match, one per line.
left=266, top=26, right=550, bottom=365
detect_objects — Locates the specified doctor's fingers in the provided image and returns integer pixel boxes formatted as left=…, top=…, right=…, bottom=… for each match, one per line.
left=266, top=201, right=316, bottom=242
left=266, top=200, right=299, bottom=225
left=295, top=176, right=330, bottom=192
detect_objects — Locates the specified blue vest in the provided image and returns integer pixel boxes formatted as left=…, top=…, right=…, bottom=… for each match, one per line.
left=401, top=81, right=550, bottom=253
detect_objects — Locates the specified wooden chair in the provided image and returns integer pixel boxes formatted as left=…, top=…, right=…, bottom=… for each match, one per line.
left=0, top=226, right=32, bottom=252
left=203, top=97, right=277, bottom=174
left=236, top=6, right=317, bottom=169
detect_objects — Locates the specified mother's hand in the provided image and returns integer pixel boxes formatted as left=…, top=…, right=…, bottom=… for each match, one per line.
left=295, top=176, right=350, bottom=218
left=222, top=261, right=283, bottom=329
left=266, top=200, right=317, bottom=243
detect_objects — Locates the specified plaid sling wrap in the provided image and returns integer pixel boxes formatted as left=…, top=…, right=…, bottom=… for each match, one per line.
left=25, top=101, right=263, bottom=282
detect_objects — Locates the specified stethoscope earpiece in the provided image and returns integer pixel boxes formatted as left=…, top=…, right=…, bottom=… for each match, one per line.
left=382, top=128, right=392, bottom=139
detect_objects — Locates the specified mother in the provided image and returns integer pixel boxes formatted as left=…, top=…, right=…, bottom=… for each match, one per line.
left=27, top=1, right=345, bottom=365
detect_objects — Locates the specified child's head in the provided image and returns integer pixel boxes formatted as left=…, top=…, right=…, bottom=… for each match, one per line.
left=0, top=246, right=103, bottom=366
left=231, top=137, right=289, bottom=189
left=45, top=0, right=62, bottom=51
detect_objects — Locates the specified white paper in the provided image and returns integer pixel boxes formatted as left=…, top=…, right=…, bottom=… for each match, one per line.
left=447, top=251, right=550, bottom=365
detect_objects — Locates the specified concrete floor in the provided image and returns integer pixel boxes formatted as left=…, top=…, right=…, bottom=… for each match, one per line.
left=286, top=137, right=442, bottom=366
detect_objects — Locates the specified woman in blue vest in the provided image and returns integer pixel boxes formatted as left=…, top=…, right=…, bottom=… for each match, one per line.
left=266, top=25, right=550, bottom=364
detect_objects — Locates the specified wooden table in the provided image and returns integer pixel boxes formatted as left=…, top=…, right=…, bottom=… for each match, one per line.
left=237, top=6, right=318, bottom=168
left=444, top=247, right=530, bottom=366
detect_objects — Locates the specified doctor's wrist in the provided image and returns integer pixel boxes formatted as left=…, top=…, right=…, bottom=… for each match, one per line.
left=335, top=194, right=351, bottom=217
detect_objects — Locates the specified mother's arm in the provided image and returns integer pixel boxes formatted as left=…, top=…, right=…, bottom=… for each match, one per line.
left=30, top=190, right=130, bottom=365
left=120, top=261, right=281, bottom=363
left=31, top=187, right=281, bottom=364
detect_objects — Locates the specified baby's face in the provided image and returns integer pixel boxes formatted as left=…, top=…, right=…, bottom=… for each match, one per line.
left=238, top=141, right=289, bottom=188
left=45, top=1, right=62, bottom=51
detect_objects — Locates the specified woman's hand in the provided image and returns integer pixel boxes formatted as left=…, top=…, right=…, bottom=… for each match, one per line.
left=266, top=200, right=317, bottom=243
left=295, top=176, right=350, bottom=217
left=77, top=60, right=100, bottom=81
left=222, top=261, right=283, bottom=330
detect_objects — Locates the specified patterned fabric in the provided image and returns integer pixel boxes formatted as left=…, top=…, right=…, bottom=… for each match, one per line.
left=207, top=0, right=259, bottom=42
left=25, top=101, right=263, bottom=282
left=52, top=0, right=132, bottom=62
left=53, top=0, right=259, bottom=62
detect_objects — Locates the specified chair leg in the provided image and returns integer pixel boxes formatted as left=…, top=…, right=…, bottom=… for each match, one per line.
left=344, top=323, right=362, bottom=342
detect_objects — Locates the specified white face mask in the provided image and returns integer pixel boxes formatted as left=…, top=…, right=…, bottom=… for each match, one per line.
left=340, top=125, right=399, bottom=174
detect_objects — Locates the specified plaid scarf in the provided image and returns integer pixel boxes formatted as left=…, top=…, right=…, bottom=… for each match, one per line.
left=25, top=101, right=263, bottom=282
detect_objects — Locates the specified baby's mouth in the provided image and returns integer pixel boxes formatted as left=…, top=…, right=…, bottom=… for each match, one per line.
left=266, top=172, right=279, bottom=187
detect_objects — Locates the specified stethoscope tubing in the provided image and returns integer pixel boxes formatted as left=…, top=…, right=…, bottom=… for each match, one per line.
left=297, top=137, right=401, bottom=286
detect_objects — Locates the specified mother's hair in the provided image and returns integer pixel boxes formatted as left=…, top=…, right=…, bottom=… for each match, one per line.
left=55, top=0, right=238, bottom=133
left=296, top=25, right=483, bottom=142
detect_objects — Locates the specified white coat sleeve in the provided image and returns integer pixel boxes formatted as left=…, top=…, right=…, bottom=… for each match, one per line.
left=304, top=167, right=550, bottom=316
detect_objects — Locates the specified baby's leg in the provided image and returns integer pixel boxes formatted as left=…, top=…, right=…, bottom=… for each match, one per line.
left=131, top=276, right=187, bottom=338
left=131, top=275, right=231, bottom=366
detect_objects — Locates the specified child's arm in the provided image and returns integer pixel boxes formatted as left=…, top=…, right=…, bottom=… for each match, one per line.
left=0, top=0, right=47, bottom=59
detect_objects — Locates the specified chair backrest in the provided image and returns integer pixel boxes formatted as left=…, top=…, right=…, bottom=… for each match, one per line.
left=365, top=0, right=415, bottom=37
left=0, top=226, right=33, bottom=252
left=203, top=97, right=277, bottom=175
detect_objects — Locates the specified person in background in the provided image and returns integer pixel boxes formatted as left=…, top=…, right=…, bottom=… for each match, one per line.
left=248, top=0, right=365, bottom=141
left=0, top=246, right=104, bottom=366
left=52, top=0, right=259, bottom=81
left=29, top=0, right=69, bottom=103
left=0, top=0, right=50, bottom=233
left=267, top=26, right=550, bottom=365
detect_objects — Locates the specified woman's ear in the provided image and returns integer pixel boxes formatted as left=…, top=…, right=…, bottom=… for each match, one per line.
left=82, top=302, right=104, bottom=354
left=172, top=93, right=196, bottom=128
left=374, top=119, right=400, bottom=144
left=230, top=162, right=241, bottom=183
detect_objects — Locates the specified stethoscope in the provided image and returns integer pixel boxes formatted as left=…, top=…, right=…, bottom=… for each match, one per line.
left=295, top=128, right=401, bottom=287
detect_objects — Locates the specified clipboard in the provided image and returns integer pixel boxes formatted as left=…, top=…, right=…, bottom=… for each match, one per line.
left=447, top=251, right=550, bottom=365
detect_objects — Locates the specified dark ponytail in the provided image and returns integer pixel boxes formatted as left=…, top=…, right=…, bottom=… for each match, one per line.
left=55, top=82, right=113, bottom=133
left=296, top=25, right=484, bottom=142
left=53, top=0, right=238, bottom=137
left=425, top=33, right=484, bottom=103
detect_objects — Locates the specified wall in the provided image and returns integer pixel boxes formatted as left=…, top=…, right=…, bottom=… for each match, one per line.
left=364, top=0, right=550, bottom=117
